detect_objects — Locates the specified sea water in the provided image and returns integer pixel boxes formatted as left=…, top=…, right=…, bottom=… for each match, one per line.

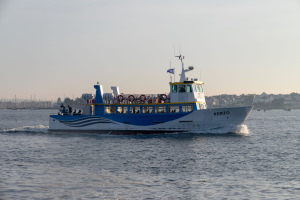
left=0, top=109, right=299, bottom=199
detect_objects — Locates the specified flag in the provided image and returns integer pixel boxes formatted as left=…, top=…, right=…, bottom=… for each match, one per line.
left=167, top=68, right=174, bottom=74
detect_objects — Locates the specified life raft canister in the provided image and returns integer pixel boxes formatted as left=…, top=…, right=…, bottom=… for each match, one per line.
left=128, top=95, right=135, bottom=102
left=117, top=95, right=124, bottom=102
left=139, top=95, right=146, bottom=102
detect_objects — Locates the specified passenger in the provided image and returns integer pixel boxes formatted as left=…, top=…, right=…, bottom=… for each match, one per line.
left=68, top=105, right=72, bottom=114
left=61, top=105, right=66, bottom=114
left=73, top=109, right=77, bottom=115
left=60, top=104, right=64, bottom=112
left=78, top=110, right=82, bottom=114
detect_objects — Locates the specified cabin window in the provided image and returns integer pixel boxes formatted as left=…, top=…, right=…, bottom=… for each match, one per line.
left=179, top=85, right=186, bottom=92
left=172, top=85, right=177, bottom=93
left=196, top=85, right=203, bottom=93
left=117, top=106, right=128, bottom=114
left=156, top=106, right=166, bottom=113
left=142, top=106, right=153, bottom=114
left=192, top=85, right=197, bottom=92
left=130, top=106, right=140, bottom=114
left=199, top=85, right=203, bottom=92
left=105, top=106, right=115, bottom=114
left=193, top=84, right=203, bottom=93
left=181, top=104, right=193, bottom=112
left=105, top=106, right=110, bottom=114
left=186, top=85, right=192, bottom=93
left=169, top=105, right=180, bottom=113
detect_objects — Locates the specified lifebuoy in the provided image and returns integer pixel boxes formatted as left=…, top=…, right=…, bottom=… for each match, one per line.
left=160, top=94, right=167, bottom=101
left=117, top=95, right=124, bottom=102
left=128, top=95, right=135, bottom=102
left=139, top=95, right=146, bottom=102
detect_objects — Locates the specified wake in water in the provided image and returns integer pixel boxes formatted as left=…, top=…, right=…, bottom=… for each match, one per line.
left=2, top=125, right=49, bottom=133
left=234, top=124, right=250, bottom=136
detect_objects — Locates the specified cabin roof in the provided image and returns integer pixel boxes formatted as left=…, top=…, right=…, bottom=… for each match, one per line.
left=169, top=81, right=204, bottom=85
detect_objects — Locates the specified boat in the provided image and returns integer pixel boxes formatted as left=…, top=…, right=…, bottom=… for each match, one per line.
left=49, top=55, right=253, bottom=134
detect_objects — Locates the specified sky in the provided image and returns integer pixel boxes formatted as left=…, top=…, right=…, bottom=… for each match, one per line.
left=0, top=0, right=299, bottom=101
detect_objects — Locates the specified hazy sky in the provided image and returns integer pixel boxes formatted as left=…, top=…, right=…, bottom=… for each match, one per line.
left=0, top=0, right=299, bottom=100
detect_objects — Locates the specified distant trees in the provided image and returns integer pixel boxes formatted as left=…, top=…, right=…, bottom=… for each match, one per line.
left=74, top=97, right=85, bottom=105
left=63, top=97, right=73, bottom=106
left=271, top=98, right=284, bottom=109
left=253, top=98, right=285, bottom=109
left=56, top=97, right=62, bottom=104
left=60, top=97, right=85, bottom=109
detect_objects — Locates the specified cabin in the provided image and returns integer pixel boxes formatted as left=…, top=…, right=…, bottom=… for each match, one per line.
left=78, top=79, right=207, bottom=117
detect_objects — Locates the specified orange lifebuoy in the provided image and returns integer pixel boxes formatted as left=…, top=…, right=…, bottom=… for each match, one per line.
left=139, top=95, right=146, bottom=102
left=128, top=95, right=135, bottom=102
left=117, top=95, right=124, bottom=102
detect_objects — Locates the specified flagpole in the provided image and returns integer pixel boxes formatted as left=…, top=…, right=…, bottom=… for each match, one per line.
left=169, top=61, right=172, bottom=83
left=174, top=68, right=175, bottom=82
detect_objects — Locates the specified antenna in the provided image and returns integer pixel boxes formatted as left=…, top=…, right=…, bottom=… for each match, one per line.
left=173, top=46, right=176, bottom=57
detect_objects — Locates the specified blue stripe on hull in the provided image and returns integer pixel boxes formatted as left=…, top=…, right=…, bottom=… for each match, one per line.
left=50, top=112, right=190, bottom=126
left=105, top=112, right=189, bottom=125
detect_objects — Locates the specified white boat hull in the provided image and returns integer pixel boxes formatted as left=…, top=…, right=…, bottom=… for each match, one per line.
left=49, top=106, right=252, bottom=134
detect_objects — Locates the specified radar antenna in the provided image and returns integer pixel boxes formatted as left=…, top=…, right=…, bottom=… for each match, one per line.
left=175, top=54, right=194, bottom=82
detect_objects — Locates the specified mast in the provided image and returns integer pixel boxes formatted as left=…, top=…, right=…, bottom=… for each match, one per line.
left=175, top=54, right=186, bottom=82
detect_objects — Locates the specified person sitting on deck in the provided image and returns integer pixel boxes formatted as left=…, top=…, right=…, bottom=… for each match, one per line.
left=60, top=104, right=66, bottom=114
left=68, top=105, right=72, bottom=114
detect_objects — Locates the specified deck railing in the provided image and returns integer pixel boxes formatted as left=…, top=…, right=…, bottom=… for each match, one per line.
left=102, top=94, right=169, bottom=105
